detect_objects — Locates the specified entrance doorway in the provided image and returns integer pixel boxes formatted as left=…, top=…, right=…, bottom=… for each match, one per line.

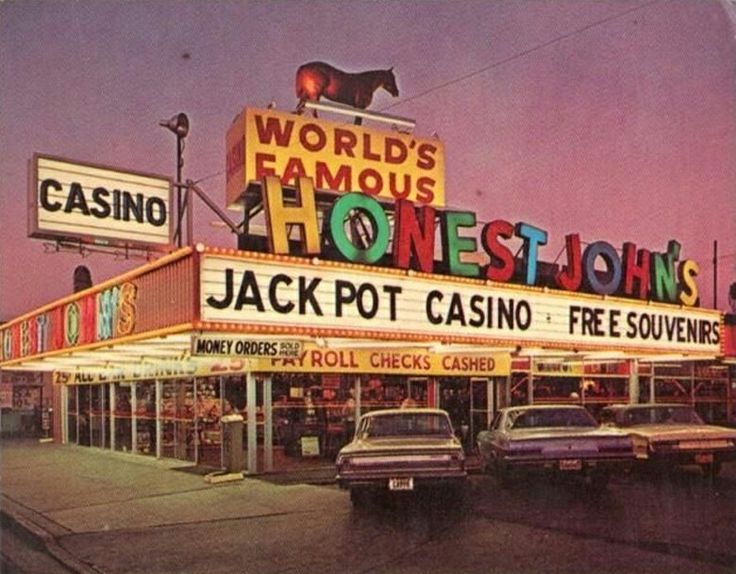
left=439, top=377, right=505, bottom=450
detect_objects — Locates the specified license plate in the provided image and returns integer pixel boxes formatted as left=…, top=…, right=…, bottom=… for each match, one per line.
left=388, top=477, right=414, bottom=491
left=559, top=459, right=583, bottom=471
left=695, top=453, right=714, bottom=464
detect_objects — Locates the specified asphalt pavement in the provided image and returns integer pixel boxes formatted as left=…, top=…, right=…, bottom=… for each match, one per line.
left=2, top=439, right=734, bottom=574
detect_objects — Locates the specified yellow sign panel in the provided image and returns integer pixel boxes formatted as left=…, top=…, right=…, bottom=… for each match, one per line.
left=250, top=346, right=510, bottom=376
left=226, top=107, right=445, bottom=208
left=53, top=347, right=510, bottom=383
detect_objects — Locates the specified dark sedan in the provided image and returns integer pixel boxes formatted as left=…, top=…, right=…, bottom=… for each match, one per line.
left=477, top=405, right=640, bottom=488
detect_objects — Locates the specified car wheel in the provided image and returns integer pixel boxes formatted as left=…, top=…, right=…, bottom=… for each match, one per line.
left=447, top=481, right=468, bottom=504
left=494, top=460, right=512, bottom=488
left=350, top=488, right=369, bottom=507
left=478, top=452, right=491, bottom=474
left=701, top=462, right=722, bottom=479
left=585, top=470, right=610, bottom=490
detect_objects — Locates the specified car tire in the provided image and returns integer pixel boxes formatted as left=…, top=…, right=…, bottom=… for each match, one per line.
left=350, top=488, right=369, bottom=507
left=479, top=452, right=491, bottom=474
left=446, top=481, right=468, bottom=505
left=701, top=462, right=722, bottom=480
left=494, top=460, right=512, bottom=488
left=586, top=470, right=610, bottom=490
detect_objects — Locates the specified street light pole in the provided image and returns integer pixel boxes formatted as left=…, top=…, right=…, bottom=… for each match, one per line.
left=177, top=132, right=184, bottom=247
left=159, top=112, right=190, bottom=248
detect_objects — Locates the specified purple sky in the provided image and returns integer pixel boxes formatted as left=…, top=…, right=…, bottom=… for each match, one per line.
left=1, top=0, right=734, bottom=320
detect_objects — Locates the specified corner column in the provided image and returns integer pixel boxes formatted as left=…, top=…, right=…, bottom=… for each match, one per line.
left=246, top=371, right=257, bottom=474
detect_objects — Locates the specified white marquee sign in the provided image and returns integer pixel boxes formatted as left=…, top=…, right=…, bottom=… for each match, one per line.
left=200, top=254, right=722, bottom=354
left=29, top=154, right=173, bottom=250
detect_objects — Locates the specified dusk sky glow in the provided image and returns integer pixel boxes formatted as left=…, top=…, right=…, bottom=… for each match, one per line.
left=1, top=0, right=734, bottom=320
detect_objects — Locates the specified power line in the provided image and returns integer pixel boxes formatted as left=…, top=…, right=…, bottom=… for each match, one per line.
left=194, top=169, right=225, bottom=185
left=380, top=0, right=665, bottom=112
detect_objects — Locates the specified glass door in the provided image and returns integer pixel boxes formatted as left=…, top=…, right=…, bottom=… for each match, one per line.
left=161, top=379, right=196, bottom=462
left=113, top=383, right=133, bottom=452
left=439, top=378, right=470, bottom=449
left=89, top=384, right=107, bottom=448
left=135, top=381, right=157, bottom=456
left=67, top=386, right=78, bottom=444
left=77, top=385, right=91, bottom=446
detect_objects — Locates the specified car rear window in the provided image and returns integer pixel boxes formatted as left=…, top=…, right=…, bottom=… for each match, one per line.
left=364, top=413, right=453, bottom=438
left=509, top=408, right=597, bottom=429
left=622, top=407, right=703, bottom=426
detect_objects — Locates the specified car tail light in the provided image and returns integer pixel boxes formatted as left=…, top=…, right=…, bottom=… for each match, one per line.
left=450, top=451, right=465, bottom=470
left=651, top=440, right=679, bottom=453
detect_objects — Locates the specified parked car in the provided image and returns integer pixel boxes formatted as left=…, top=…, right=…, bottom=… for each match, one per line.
left=599, top=403, right=736, bottom=477
left=476, top=405, right=640, bottom=487
left=335, top=408, right=467, bottom=505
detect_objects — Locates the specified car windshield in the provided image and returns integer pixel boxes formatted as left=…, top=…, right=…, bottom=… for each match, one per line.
left=508, top=408, right=596, bottom=429
left=362, top=413, right=453, bottom=438
left=619, top=406, right=704, bottom=426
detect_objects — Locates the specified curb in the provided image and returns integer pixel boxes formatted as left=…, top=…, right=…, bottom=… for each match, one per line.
left=204, top=471, right=245, bottom=484
left=1, top=498, right=103, bottom=574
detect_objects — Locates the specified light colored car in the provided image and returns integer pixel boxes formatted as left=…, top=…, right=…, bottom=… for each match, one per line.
left=599, top=403, right=736, bottom=478
left=476, top=405, right=639, bottom=487
left=335, top=408, right=467, bottom=505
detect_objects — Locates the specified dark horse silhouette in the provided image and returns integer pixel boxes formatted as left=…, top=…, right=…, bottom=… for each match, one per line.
left=295, top=61, right=399, bottom=121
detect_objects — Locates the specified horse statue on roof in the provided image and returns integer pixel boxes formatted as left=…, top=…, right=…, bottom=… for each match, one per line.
left=295, top=61, right=399, bottom=120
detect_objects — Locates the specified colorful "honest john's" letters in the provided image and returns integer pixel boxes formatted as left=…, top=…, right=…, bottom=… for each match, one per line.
left=258, top=178, right=701, bottom=308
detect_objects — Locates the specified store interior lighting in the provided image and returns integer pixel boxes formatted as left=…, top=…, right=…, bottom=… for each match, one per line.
left=514, top=347, right=571, bottom=358
left=635, top=354, right=717, bottom=363
left=581, top=351, right=627, bottom=360
left=323, top=339, right=430, bottom=350
left=428, top=344, right=516, bottom=354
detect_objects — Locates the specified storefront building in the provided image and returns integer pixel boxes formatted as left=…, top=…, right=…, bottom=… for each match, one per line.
left=1, top=105, right=731, bottom=473
left=0, top=243, right=729, bottom=473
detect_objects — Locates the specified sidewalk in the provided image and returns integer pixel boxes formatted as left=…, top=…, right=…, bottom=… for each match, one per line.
left=0, top=439, right=341, bottom=573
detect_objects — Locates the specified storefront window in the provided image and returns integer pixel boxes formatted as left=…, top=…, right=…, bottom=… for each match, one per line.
left=197, top=379, right=223, bottom=467
left=531, top=360, right=580, bottom=403
left=470, top=378, right=490, bottom=442
left=67, top=386, right=77, bottom=444
left=694, top=365, right=729, bottom=423
left=114, top=383, right=132, bottom=452
left=636, top=362, right=731, bottom=424
left=89, top=385, right=107, bottom=448
left=135, top=381, right=157, bottom=456
left=361, top=375, right=386, bottom=413
left=77, top=385, right=91, bottom=446
left=510, top=373, right=529, bottom=406
left=509, top=359, right=632, bottom=418
left=269, top=374, right=357, bottom=469
left=162, top=379, right=195, bottom=462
